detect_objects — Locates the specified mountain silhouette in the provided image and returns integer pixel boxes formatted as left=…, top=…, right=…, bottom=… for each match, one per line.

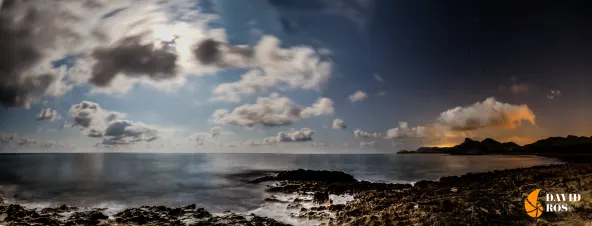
left=410, top=135, right=592, bottom=160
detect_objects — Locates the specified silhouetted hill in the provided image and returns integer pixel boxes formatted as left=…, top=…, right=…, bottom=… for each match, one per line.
left=514, top=135, right=592, bottom=154
left=410, top=135, right=592, bottom=161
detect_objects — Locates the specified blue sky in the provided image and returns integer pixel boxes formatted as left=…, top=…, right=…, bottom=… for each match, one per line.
left=1, top=0, right=591, bottom=152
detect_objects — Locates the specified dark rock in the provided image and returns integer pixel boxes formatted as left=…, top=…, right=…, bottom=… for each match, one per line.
left=313, top=192, right=329, bottom=204
left=183, top=204, right=196, bottom=210
left=251, top=169, right=357, bottom=183
left=193, top=207, right=212, bottom=218
left=66, top=210, right=108, bottom=225
left=264, top=196, right=289, bottom=203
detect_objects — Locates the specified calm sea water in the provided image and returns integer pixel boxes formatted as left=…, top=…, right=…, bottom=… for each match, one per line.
left=0, top=153, right=560, bottom=213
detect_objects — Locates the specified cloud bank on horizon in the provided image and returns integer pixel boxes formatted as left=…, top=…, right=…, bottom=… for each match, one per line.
left=0, top=0, right=588, bottom=152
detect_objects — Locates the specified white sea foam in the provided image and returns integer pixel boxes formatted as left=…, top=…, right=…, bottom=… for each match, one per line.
left=247, top=193, right=322, bottom=226
left=329, top=194, right=354, bottom=205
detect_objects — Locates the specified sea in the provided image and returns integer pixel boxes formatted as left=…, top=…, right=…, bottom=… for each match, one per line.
left=0, top=153, right=561, bottom=224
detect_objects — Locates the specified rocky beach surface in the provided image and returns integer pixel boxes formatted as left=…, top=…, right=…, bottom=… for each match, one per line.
left=1, top=164, right=591, bottom=225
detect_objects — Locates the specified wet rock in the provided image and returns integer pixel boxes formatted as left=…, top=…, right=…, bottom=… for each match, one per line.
left=281, top=163, right=592, bottom=225
left=313, top=191, right=329, bottom=204
left=193, top=207, right=211, bottom=218
left=287, top=203, right=303, bottom=209
left=65, top=210, right=108, bottom=225
left=251, top=169, right=357, bottom=183
left=264, top=197, right=289, bottom=203
left=183, top=204, right=196, bottom=210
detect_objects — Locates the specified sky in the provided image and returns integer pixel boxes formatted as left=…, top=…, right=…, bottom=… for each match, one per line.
left=0, top=0, right=591, bottom=153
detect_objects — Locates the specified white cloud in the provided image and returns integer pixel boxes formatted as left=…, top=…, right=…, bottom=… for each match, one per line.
left=36, top=108, right=59, bottom=121
left=436, top=97, right=536, bottom=131
left=209, top=126, right=234, bottom=139
left=547, top=89, right=561, bottom=100
left=101, top=120, right=159, bottom=145
left=243, top=128, right=315, bottom=147
left=66, top=100, right=167, bottom=145
left=278, top=128, right=314, bottom=142
left=385, top=122, right=426, bottom=139
left=212, top=93, right=334, bottom=127
left=349, top=90, right=368, bottom=103
left=67, top=101, right=126, bottom=137
left=0, top=0, right=217, bottom=105
left=373, top=73, right=384, bottom=82
left=377, top=90, right=386, bottom=96
left=189, top=127, right=234, bottom=146
left=354, top=129, right=383, bottom=138
left=1, top=0, right=333, bottom=106
left=209, top=36, right=332, bottom=103
left=0, top=131, right=74, bottom=150
left=360, top=141, right=375, bottom=148
left=332, top=119, right=347, bottom=129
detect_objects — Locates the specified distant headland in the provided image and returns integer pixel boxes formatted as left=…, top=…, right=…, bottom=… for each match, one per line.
left=399, top=135, right=592, bottom=162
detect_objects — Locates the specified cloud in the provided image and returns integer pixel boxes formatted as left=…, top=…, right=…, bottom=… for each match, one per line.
left=436, top=97, right=536, bottom=131
left=332, top=118, right=347, bottom=129
left=360, top=141, right=375, bottom=148
left=354, top=129, right=383, bottom=139
left=377, top=90, right=386, bottom=96
left=349, top=90, right=368, bottom=102
left=0, top=0, right=222, bottom=101
left=547, top=89, right=561, bottom=99
left=385, top=122, right=426, bottom=139
left=0, top=0, right=82, bottom=108
left=509, top=84, right=529, bottom=94
left=67, top=101, right=125, bottom=137
left=189, top=127, right=234, bottom=145
left=101, top=120, right=159, bottom=145
left=212, top=93, right=334, bottom=127
left=243, top=128, right=315, bottom=146
left=208, top=36, right=332, bottom=103
left=87, top=35, right=178, bottom=87
left=36, top=108, right=59, bottom=121
left=278, top=128, right=314, bottom=142
left=1, top=0, right=334, bottom=106
left=373, top=73, right=384, bottom=82
left=243, top=136, right=279, bottom=146
left=0, top=131, right=74, bottom=150
left=209, top=126, right=234, bottom=139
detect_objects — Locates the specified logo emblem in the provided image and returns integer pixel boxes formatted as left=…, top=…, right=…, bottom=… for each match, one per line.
left=525, top=189, right=544, bottom=218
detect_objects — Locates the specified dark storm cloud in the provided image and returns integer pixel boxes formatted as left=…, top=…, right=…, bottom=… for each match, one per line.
left=192, top=38, right=252, bottom=67
left=0, top=0, right=78, bottom=108
left=90, top=36, right=179, bottom=87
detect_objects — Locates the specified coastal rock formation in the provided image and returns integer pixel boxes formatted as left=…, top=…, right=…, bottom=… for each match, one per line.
left=0, top=203, right=289, bottom=226
left=250, top=169, right=357, bottom=183
left=1, top=164, right=591, bottom=225
left=281, top=164, right=592, bottom=225
left=410, top=135, right=592, bottom=158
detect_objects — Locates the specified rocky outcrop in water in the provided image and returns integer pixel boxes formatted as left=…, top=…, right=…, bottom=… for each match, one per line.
left=250, top=169, right=357, bottom=183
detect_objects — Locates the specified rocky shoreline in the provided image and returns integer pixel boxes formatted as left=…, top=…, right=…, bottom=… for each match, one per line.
left=1, top=164, right=591, bottom=225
